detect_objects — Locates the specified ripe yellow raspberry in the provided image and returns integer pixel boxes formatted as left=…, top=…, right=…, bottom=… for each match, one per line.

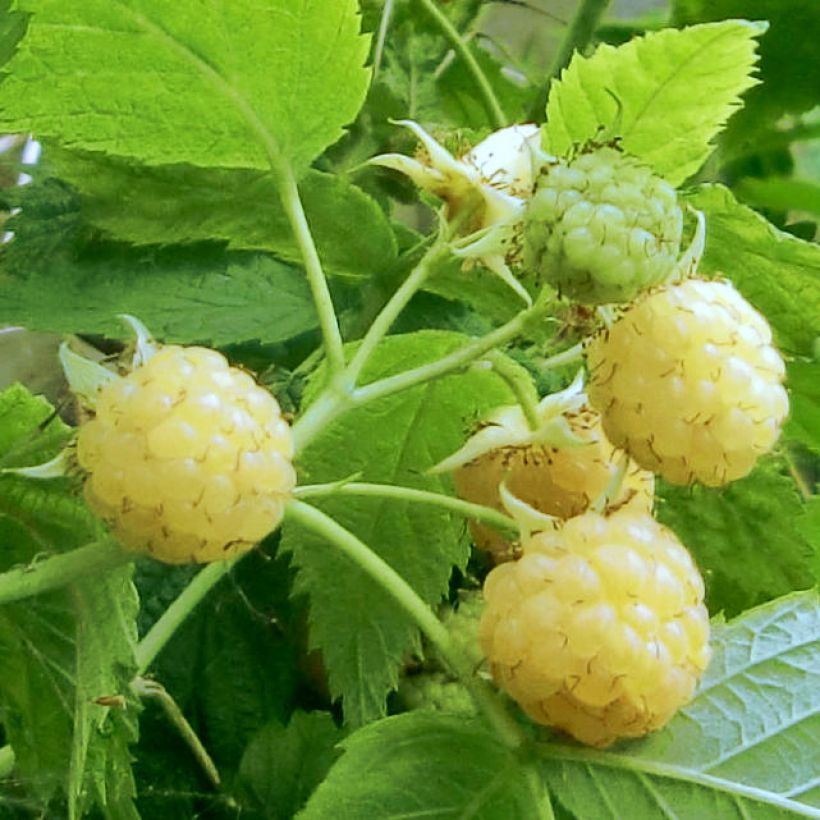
left=586, top=278, right=789, bottom=486
left=454, top=405, right=654, bottom=556
left=479, top=509, right=710, bottom=747
left=76, top=345, right=295, bottom=564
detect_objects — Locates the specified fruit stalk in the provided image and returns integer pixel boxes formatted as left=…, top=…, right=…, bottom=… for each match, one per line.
left=135, top=558, right=238, bottom=674
left=133, top=678, right=222, bottom=789
left=275, top=160, right=346, bottom=380
left=483, top=350, right=541, bottom=432
left=292, top=291, right=554, bottom=453
left=285, top=499, right=527, bottom=750
left=346, top=240, right=450, bottom=387
left=294, top=481, right=518, bottom=535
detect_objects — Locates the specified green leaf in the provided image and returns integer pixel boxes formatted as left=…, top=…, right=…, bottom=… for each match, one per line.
left=0, top=249, right=318, bottom=348
left=359, top=0, right=537, bottom=132
left=674, top=1, right=820, bottom=147
left=543, top=21, right=764, bottom=185
left=0, top=385, right=98, bottom=565
left=238, top=711, right=343, bottom=819
left=736, top=177, right=820, bottom=218
left=424, top=257, right=522, bottom=326
left=45, top=148, right=397, bottom=280
left=786, top=361, right=820, bottom=455
left=685, top=184, right=820, bottom=357
left=540, top=591, right=820, bottom=818
left=0, top=1, right=370, bottom=174
left=281, top=331, right=516, bottom=726
left=1, top=182, right=319, bottom=346
left=299, top=712, right=550, bottom=819
left=0, top=569, right=140, bottom=819
left=139, top=546, right=301, bottom=769
left=0, top=386, right=139, bottom=817
left=0, top=0, right=27, bottom=70
left=656, top=462, right=816, bottom=618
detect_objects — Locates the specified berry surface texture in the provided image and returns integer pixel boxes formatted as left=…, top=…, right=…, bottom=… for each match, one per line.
left=479, top=508, right=711, bottom=747
left=76, top=345, right=296, bottom=564
left=522, top=146, right=684, bottom=304
left=586, top=279, right=789, bottom=486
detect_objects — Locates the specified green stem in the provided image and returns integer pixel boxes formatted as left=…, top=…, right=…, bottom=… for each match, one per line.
left=372, top=0, right=395, bottom=79
left=285, top=499, right=526, bottom=749
left=291, top=381, right=354, bottom=455
left=784, top=449, right=813, bottom=500
left=0, top=745, right=14, bottom=778
left=275, top=161, right=345, bottom=380
left=417, top=0, right=507, bottom=129
left=293, top=294, right=552, bottom=455
left=529, top=0, right=611, bottom=120
left=135, top=559, right=237, bottom=674
left=352, top=294, right=551, bottom=406
left=133, top=678, right=221, bottom=789
left=346, top=241, right=449, bottom=387
left=0, top=540, right=132, bottom=605
left=484, top=350, right=541, bottom=432
left=294, top=481, right=517, bottom=534
left=537, top=342, right=584, bottom=372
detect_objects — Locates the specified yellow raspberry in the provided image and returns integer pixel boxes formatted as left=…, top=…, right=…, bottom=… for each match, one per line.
left=76, top=345, right=295, bottom=564
left=586, top=278, right=789, bottom=486
left=479, top=508, right=710, bottom=747
left=454, top=405, right=654, bottom=557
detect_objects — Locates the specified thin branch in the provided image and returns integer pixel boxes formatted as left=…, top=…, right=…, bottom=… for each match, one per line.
left=346, top=241, right=449, bottom=386
left=285, top=499, right=527, bottom=750
left=372, top=0, right=395, bottom=79
left=133, top=678, right=221, bottom=789
left=483, top=350, right=541, bottom=431
left=135, top=559, right=237, bottom=674
left=417, top=0, right=507, bottom=129
left=292, top=294, right=552, bottom=454
left=537, top=342, right=584, bottom=372
left=294, top=481, right=517, bottom=534
left=274, top=162, right=346, bottom=380
left=352, top=294, right=552, bottom=406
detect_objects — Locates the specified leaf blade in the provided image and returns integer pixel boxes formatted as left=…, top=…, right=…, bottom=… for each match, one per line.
left=541, top=591, right=820, bottom=819
left=1, top=0, right=370, bottom=172
left=544, top=21, right=764, bottom=184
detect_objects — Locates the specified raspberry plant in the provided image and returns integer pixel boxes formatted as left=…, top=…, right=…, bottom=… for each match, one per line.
left=0, top=1, right=818, bottom=819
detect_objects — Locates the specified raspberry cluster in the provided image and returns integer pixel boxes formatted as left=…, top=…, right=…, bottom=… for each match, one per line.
left=479, top=509, right=711, bottom=747
left=77, top=345, right=295, bottom=564
left=522, top=146, right=684, bottom=304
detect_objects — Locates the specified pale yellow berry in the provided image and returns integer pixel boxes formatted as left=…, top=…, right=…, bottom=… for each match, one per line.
left=76, top=345, right=296, bottom=564
left=479, top=508, right=710, bottom=747
left=586, top=279, right=789, bottom=486
left=454, top=405, right=654, bottom=556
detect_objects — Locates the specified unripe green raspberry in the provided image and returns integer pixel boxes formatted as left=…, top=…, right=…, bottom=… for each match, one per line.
left=454, top=405, right=654, bottom=557
left=76, top=345, right=296, bottom=564
left=479, top=509, right=710, bottom=747
left=586, top=278, right=789, bottom=486
left=522, top=146, right=683, bottom=304
left=399, top=672, right=476, bottom=716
